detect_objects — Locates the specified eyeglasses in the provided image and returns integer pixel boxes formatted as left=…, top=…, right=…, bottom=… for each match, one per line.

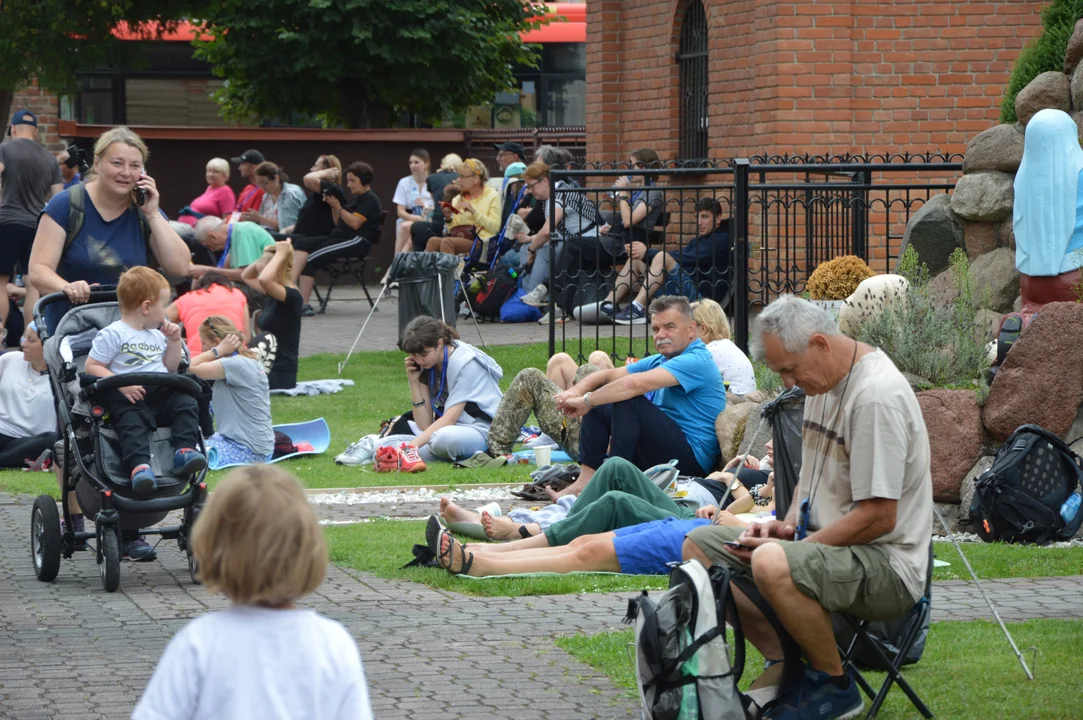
left=525, top=179, right=545, bottom=190
left=457, top=172, right=475, bottom=179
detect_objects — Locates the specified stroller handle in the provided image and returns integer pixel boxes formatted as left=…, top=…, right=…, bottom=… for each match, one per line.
left=34, top=288, right=120, bottom=339
left=80, top=372, right=204, bottom=402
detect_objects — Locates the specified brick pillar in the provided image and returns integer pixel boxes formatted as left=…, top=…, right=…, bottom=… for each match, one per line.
left=11, top=79, right=64, bottom=151
left=586, top=0, right=622, bottom=166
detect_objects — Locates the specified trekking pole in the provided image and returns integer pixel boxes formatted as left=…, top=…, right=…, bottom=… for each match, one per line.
left=713, top=411, right=771, bottom=516
left=931, top=505, right=1036, bottom=680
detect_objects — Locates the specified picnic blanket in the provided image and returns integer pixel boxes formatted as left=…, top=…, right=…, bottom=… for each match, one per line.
left=270, top=379, right=355, bottom=397
left=208, top=418, right=331, bottom=470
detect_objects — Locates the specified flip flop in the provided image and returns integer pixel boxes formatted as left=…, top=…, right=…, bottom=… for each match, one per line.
left=425, top=515, right=451, bottom=562
left=440, top=532, right=475, bottom=576
left=453, top=451, right=508, bottom=469
left=446, top=521, right=489, bottom=541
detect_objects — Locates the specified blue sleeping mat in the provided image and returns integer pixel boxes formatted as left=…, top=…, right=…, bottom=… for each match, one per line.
left=208, top=417, right=331, bottom=471
left=510, top=448, right=572, bottom=464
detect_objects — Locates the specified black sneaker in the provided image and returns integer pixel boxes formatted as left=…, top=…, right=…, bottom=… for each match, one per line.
left=123, top=535, right=158, bottom=562
left=765, top=666, right=863, bottom=720
left=63, top=514, right=89, bottom=551
left=301, top=304, right=316, bottom=317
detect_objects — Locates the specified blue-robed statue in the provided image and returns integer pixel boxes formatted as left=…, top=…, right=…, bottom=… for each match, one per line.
left=1014, top=108, right=1083, bottom=313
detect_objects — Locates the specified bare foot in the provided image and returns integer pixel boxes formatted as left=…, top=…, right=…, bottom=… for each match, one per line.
left=544, top=485, right=567, bottom=503
left=439, top=497, right=480, bottom=525
left=481, top=511, right=528, bottom=542
left=439, top=531, right=475, bottom=575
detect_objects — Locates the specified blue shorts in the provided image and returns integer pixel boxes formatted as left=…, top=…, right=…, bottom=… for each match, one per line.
left=612, top=517, right=711, bottom=574
left=662, top=266, right=701, bottom=301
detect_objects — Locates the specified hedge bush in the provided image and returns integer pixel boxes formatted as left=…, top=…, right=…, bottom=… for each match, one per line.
left=1001, top=0, right=1083, bottom=124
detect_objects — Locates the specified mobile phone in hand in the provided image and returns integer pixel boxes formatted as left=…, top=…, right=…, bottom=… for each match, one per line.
left=723, top=540, right=752, bottom=551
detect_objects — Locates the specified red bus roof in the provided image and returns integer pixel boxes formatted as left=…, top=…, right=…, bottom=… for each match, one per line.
left=115, top=3, right=585, bottom=44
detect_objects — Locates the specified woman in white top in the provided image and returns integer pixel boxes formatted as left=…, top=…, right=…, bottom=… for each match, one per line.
left=391, top=149, right=434, bottom=257
left=691, top=298, right=758, bottom=395
left=0, top=323, right=57, bottom=468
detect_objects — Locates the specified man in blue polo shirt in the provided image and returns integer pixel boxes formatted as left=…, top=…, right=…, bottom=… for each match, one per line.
left=554, top=295, right=726, bottom=496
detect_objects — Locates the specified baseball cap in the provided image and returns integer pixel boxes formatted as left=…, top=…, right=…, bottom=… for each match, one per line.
left=493, top=141, right=526, bottom=160
left=10, top=110, right=38, bottom=128
left=230, top=149, right=264, bottom=165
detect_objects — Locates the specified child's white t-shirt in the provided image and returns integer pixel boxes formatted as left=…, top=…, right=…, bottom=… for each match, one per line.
left=88, top=320, right=168, bottom=375
left=132, top=606, right=373, bottom=720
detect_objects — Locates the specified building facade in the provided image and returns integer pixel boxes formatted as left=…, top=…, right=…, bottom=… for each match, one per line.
left=585, top=0, right=1046, bottom=164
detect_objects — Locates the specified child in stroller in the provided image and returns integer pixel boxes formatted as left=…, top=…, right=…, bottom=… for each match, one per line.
left=84, top=266, right=207, bottom=494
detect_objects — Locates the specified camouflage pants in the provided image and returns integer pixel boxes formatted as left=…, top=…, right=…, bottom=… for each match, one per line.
left=487, top=364, right=599, bottom=456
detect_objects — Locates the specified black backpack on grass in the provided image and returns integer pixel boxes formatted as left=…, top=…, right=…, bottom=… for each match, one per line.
left=967, top=424, right=1083, bottom=545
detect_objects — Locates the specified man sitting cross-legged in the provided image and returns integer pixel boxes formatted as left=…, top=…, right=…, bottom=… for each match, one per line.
left=552, top=295, right=726, bottom=497
left=681, top=294, right=933, bottom=720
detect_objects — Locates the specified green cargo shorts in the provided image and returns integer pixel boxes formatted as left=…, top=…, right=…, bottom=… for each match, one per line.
left=685, top=525, right=916, bottom=621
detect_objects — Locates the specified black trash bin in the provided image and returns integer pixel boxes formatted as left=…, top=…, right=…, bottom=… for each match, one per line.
left=389, top=252, right=459, bottom=342
left=760, top=386, right=805, bottom=520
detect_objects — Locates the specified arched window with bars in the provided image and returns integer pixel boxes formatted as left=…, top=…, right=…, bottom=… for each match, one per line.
left=678, top=0, right=709, bottom=163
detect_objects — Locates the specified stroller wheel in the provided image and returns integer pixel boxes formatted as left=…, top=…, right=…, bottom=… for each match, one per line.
left=99, top=528, right=121, bottom=593
left=188, top=548, right=200, bottom=585
left=31, top=496, right=61, bottom=582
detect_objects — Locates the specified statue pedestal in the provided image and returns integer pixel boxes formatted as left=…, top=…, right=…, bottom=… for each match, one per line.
left=1019, top=269, right=1081, bottom=315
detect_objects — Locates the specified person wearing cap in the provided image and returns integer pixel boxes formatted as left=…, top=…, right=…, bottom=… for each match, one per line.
left=487, top=141, right=528, bottom=199
left=55, top=150, right=82, bottom=189
left=231, top=149, right=266, bottom=215
left=0, top=110, right=63, bottom=338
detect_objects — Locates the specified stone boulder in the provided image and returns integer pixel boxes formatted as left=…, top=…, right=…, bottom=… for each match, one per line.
left=838, top=274, right=909, bottom=338
left=962, top=124, right=1025, bottom=175
left=898, top=194, right=964, bottom=276
left=996, top=218, right=1015, bottom=250
left=963, top=222, right=998, bottom=260
left=1073, top=69, right=1083, bottom=117
left=917, top=389, right=986, bottom=504
left=927, top=267, right=959, bottom=308
left=950, top=171, right=1015, bottom=223
left=1065, top=18, right=1083, bottom=74
left=969, top=248, right=1019, bottom=313
left=1015, top=71, right=1071, bottom=127
left=715, top=402, right=761, bottom=467
left=738, top=406, right=772, bottom=464
left=983, top=302, right=1083, bottom=440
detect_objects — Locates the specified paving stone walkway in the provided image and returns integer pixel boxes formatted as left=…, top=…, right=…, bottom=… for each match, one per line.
left=1, top=491, right=1081, bottom=719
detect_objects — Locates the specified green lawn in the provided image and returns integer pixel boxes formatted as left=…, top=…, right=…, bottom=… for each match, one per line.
left=556, top=619, right=1083, bottom=719
left=325, top=518, right=1083, bottom=597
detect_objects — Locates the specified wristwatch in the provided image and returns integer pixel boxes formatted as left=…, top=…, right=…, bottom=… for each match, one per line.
left=583, top=392, right=594, bottom=408
left=211, top=347, right=220, bottom=359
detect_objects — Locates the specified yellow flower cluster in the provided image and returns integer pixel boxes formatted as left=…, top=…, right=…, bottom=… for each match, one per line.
left=806, top=255, right=877, bottom=301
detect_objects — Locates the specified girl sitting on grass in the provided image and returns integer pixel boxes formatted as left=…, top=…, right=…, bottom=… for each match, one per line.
left=188, top=315, right=274, bottom=466
left=133, top=465, right=374, bottom=719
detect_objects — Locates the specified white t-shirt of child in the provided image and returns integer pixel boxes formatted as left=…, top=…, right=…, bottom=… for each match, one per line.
left=88, top=321, right=168, bottom=375
left=706, top=339, right=757, bottom=395
left=392, top=175, right=433, bottom=231
left=132, top=606, right=374, bottom=720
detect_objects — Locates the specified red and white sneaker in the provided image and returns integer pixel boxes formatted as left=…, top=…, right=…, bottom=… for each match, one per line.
left=373, top=446, right=402, bottom=473
left=398, top=443, right=427, bottom=473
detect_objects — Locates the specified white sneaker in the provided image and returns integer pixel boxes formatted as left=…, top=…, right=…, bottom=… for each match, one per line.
left=335, top=434, right=379, bottom=465
left=538, top=307, right=566, bottom=325
left=521, top=284, right=549, bottom=307
left=525, top=433, right=558, bottom=449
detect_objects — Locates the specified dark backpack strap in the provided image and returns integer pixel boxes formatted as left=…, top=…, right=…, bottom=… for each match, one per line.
left=63, top=182, right=87, bottom=257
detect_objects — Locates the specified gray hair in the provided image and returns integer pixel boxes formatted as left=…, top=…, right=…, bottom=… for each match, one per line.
left=194, top=215, right=225, bottom=245
left=648, top=295, right=694, bottom=322
left=749, top=294, right=840, bottom=362
left=534, top=144, right=564, bottom=168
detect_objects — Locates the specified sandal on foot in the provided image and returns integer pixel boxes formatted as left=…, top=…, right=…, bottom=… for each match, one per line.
left=440, top=532, right=475, bottom=576
left=453, top=450, right=508, bottom=469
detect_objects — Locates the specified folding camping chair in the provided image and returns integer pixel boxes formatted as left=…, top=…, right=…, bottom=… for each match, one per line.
left=835, top=543, right=935, bottom=719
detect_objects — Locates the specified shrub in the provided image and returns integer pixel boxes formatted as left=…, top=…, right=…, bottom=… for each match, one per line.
left=806, top=255, right=876, bottom=301
left=1000, top=0, right=1083, bottom=123
left=856, top=247, right=990, bottom=397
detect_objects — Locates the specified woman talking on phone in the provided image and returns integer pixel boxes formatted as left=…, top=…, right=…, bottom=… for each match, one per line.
left=423, top=158, right=501, bottom=257
left=28, top=126, right=190, bottom=329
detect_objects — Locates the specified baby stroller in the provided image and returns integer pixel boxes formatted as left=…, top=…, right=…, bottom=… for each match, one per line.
left=29, top=290, right=208, bottom=592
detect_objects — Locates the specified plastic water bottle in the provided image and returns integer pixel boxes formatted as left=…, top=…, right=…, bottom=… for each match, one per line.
left=1061, top=491, right=1082, bottom=523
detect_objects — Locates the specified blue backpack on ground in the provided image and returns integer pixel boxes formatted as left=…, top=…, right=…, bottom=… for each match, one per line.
left=499, top=288, right=542, bottom=323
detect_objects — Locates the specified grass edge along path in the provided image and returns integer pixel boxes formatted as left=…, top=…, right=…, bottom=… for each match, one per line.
left=555, top=619, right=1083, bottom=719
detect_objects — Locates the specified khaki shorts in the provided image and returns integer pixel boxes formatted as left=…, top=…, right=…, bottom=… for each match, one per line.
left=685, top=525, right=915, bottom=621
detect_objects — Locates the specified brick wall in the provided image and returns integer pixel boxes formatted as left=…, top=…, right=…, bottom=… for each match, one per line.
left=10, top=79, right=65, bottom=151
left=587, top=0, right=1045, bottom=161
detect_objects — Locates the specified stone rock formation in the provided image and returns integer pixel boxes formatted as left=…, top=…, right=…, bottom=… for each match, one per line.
left=1015, top=70, right=1071, bottom=126
left=950, top=171, right=1015, bottom=223
left=961, top=123, right=1025, bottom=175
left=898, top=194, right=964, bottom=276
left=916, top=389, right=986, bottom=504
left=969, top=248, right=1020, bottom=313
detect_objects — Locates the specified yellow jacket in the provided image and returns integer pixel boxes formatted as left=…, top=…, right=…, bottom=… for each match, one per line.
left=448, top=185, right=502, bottom=240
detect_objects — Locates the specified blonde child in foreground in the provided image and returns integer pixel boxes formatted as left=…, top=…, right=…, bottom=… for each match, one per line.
left=132, top=466, right=374, bottom=720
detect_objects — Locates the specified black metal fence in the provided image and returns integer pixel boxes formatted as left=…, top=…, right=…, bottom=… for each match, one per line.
left=545, top=153, right=963, bottom=362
